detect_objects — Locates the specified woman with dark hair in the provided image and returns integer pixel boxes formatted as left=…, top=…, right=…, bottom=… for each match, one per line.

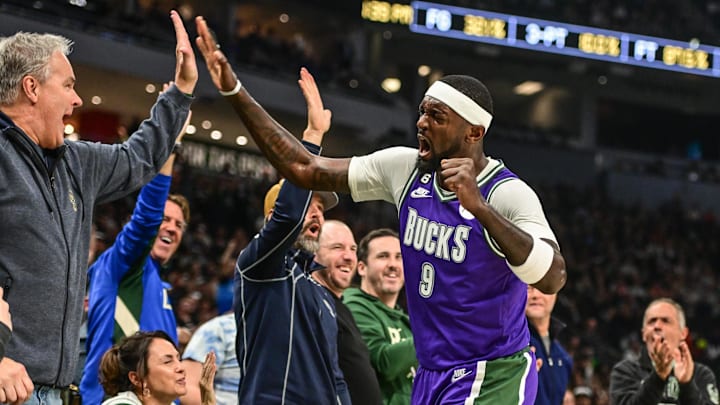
left=99, top=331, right=216, bottom=405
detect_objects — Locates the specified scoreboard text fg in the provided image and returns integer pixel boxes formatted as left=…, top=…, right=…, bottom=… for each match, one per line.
left=408, top=1, right=720, bottom=78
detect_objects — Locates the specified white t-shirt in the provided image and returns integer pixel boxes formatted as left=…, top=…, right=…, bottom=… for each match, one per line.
left=182, top=313, right=239, bottom=405
left=347, top=146, right=558, bottom=244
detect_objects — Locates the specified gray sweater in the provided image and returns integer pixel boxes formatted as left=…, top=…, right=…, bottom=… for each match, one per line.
left=0, top=85, right=191, bottom=386
left=0, top=322, right=9, bottom=361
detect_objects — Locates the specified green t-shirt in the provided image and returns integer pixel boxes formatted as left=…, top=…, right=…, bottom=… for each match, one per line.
left=344, top=287, right=418, bottom=405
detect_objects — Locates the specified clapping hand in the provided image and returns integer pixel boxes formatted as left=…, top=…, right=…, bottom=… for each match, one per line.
left=673, top=341, right=695, bottom=383
left=199, top=352, right=217, bottom=405
left=648, top=333, right=675, bottom=380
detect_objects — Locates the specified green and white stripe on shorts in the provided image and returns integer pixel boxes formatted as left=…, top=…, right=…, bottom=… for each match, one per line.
left=462, top=348, right=537, bottom=405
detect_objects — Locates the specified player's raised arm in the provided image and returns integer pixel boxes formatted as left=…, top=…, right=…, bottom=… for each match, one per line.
left=194, top=16, right=351, bottom=193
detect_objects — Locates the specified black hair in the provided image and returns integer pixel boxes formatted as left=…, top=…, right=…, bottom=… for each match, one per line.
left=99, top=330, right=177, bottom=396
left=439, top=75, right=494, bottom=115
left=357, top=228, right=400, bottom=264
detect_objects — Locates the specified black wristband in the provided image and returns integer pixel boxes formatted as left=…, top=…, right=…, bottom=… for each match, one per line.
left=172, top=143, right=183, bottom=155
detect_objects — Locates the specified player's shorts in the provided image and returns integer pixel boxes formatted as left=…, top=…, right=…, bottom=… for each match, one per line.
left=411, top=347, right=538, bottom=405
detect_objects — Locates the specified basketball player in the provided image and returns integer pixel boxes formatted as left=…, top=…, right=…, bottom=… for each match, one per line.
left=194, top=16, right=566, bottom=404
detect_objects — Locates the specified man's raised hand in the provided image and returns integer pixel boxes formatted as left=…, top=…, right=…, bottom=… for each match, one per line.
left=298, top=68, right=332, bottom=144
left=170, top=10, right=198, bottom=95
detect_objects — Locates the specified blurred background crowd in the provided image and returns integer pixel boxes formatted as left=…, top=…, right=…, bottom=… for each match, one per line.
left=3, top=0, right=720, bottom=403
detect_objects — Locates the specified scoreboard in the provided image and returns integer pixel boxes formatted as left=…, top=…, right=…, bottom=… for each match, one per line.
left=362, top=0, right=720, bottom=78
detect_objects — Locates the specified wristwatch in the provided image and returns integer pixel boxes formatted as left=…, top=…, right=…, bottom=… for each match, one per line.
left=172, top=143, right=183, bottom=155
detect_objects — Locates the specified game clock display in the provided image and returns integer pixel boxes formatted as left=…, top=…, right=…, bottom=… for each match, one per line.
left=409, top=1, right=720, bottom=78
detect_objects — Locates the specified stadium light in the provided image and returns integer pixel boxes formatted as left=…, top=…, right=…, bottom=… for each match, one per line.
left=514, top=81, right=544, bottom=95
left=381, top=77, right=402, bottom=93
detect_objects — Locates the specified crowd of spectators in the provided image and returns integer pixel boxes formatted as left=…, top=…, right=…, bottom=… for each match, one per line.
left=1, top=0, right=368, bottom=96
left=609, top=154, right=720, bottom=184
left=539, top=180, right=720, bottom=403
left=5, top=2, right=720, bottom=402
left=6, top=0, right=720, bottom=105
left=86, top=152, right=720, bottom=403
left=226, top=17, right=362, bottom=92
left=9, top=0, right=720, bottom=43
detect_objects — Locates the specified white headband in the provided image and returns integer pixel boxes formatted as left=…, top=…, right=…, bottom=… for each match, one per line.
left=424, top=80, right=493, bottom=130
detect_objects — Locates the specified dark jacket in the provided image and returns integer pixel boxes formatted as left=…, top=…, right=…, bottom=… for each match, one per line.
left=234, top=142, right=350, bottom=404
left=529, top=317, right=573, bottom=405
left=610, top=348, right=719, bottom=404
left=0, top=86, right=191, bottom=386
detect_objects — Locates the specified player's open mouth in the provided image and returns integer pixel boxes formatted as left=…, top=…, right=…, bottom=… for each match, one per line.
left=160, top=236, right=173, bottom=244
left=417, top=135, right=431, bottom=159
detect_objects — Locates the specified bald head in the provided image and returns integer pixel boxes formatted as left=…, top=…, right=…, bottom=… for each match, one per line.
left=314, top=220, right=357, bottom=297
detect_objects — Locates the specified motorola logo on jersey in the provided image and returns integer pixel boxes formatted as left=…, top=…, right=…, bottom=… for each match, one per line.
left=403, top=207, right=470, bottom=263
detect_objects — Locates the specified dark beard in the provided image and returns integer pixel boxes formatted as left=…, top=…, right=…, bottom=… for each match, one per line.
left=415, top=155, right=441, bottom=175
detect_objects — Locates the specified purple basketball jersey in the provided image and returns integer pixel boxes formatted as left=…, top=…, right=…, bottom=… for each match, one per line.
left=399, top=163, right=530, bottom=370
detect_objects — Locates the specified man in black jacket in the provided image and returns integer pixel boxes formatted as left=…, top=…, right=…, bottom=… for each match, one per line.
left=610, top=298, right=719, bottom=404
left=313, top=220, right=384, bottom=405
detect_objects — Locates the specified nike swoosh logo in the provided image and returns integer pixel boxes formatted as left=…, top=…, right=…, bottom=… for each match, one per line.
left=410, top=188, right=431, bottom=198
left=451, top=370, right=473, bottom=383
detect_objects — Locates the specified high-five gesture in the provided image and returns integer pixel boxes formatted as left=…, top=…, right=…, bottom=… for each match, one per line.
left=298, top=67, right=332, bottom=145
left=195, top=16, right=239, bottom=93
left=183, top=15, right=568, bottom=404
left=170, top=10, right=198, bottom=95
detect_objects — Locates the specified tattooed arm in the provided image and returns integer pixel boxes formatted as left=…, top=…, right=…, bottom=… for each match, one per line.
left=194, top=16, right=351, bottom=193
